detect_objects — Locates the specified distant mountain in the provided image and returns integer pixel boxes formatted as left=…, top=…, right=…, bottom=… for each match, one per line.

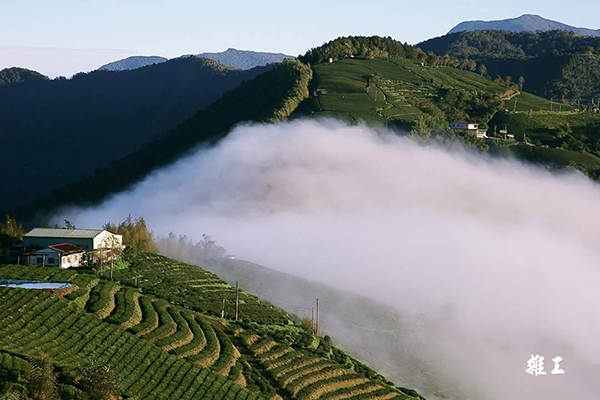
left=449, top=14, right=600, bottom=37
left=0, top=67, right=49, bottom=85
left=197, top=48, right=293, bottom=69
left=98, top=49, right=292, bottom=72
left=98, top=55, right=168, bottom=71
left=1, top=57, right=272, bottom=216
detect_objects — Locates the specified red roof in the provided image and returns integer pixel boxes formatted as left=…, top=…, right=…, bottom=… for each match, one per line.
left=48, top=243, right=84, bottom=253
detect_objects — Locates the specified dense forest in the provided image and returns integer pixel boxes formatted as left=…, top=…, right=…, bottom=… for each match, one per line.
left=419, top=30, right=600, bottom=99
left=21, top=59, right=312, bottom=219
left=0, top=67, right=49, bottom=85
left=299, top=36, right=427, bottom=64
left=0, top=57, right=271, bottom=216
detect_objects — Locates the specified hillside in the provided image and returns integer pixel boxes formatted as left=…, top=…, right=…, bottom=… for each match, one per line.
left=198, top=48, right=293, bottom=70
left=21, top=59, right=313, bottom=219
left=449, top=14, right=600, bottom=36
left=1, top=57, right=270, bottom=216
left=418, top=30, right=600, bottom=99
left=198, top=258, right=468, bottom=399
left=292, top=38, right=600, bottom=178
left=0, top=67, right=49, bottom=85
left=98, top=55, right=168, bottom=71
left=0, top=252, right=425, bottom=399
left=296, top=56, right=555, bottom=125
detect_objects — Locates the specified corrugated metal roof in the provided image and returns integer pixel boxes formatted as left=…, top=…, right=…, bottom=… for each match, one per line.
left=24, top=228, right=103, bottom=239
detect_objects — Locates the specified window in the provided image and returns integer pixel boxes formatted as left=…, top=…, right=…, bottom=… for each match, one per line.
left=48, top=257, right=55, bottom=264
left=36, top=257, right=43, bottom=264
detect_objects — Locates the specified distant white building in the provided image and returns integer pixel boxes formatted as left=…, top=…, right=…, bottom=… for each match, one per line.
left=31, top=243, right=85, bottom=269
left=23, top=228, right=123, bottom=251
left=449, top=121, right=479, bottom=131
left=449, top=121, right=487, bottom=139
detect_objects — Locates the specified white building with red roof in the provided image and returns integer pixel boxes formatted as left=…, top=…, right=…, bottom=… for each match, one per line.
left=31, top=243, right=85, bottom=269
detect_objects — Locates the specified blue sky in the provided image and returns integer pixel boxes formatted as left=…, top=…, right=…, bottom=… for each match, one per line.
left=1, top=0, right=598, bottom=77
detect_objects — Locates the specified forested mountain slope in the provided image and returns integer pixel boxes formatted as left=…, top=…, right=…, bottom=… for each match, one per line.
left=419, top=30, right=600, bottom=99
left=0, top=67, right=49, bottom=85
left=0, top=57, right=271, bottom=216
left=22, top=59, right=312, bottom=219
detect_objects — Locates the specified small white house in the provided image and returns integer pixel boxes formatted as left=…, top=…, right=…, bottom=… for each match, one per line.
left=449, top=121, right=479, bottom=131
left=450, top=121, right=487, bottom=138
left=31, top=243, right=85, bottom=269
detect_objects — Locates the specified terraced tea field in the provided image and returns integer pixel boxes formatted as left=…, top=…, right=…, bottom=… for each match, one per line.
left=0, top=287, right=262, bottom=400
left=62, top=271, right=247, bottom=381
left=0, top=260, right=426, bottom=400
left=309, top=58, right=558, bottom=124
left=241, top=333, right=417, bottom=400
left=114, top=251, right=292, bottom=324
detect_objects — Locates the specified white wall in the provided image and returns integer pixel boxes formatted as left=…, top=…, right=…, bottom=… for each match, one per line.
left=93, top=230, right=123, bottom=250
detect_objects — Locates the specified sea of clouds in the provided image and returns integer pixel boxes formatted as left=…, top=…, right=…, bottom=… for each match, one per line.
left=59, top=120, right=600, bottom=399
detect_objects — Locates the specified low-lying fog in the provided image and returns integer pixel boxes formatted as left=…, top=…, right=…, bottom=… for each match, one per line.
left=58, top=120, right=600, bottom=399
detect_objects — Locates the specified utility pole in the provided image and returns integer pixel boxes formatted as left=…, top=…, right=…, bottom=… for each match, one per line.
left=221, top=298, right=226, bottom=319
left=316, top=298, right=319, bottom=337
left=110, top=242, right=114, bottom=280
left=513, top=97, right=517, bottom=114
left=311, top=307, right=315, bottom=335
left=235, top=281, right=240, bottom=322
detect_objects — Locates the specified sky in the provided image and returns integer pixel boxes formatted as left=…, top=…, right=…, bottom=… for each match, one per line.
left=1, top=0, right=599, bottom=77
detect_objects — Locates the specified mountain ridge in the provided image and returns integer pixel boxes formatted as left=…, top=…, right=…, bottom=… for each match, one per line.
left=98, top=55, right=168, bottom=71
left=1, top=57, right=271, bottom=216
left=97, top=48, right=294, bottom=72
left=0, top=67, right=49, bottom=85
left=449, top=14, right=600, bottom=37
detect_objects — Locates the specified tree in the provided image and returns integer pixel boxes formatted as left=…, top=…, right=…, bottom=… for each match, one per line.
left=478, top=64, right=488, bottom=77
left=409, top=116, right=433, bottom=141
left=74, top=361, right=121, bottom=400
left=518, top=76, right=526, bottom=90
left=64, top=220, right=76, bottom=229
left=104, top=215, right=157, bottom=253
left=0, top=215, right=25, bottom=247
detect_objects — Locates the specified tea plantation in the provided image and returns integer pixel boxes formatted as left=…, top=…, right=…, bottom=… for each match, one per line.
left=0, top=255, right=425, bottom=400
